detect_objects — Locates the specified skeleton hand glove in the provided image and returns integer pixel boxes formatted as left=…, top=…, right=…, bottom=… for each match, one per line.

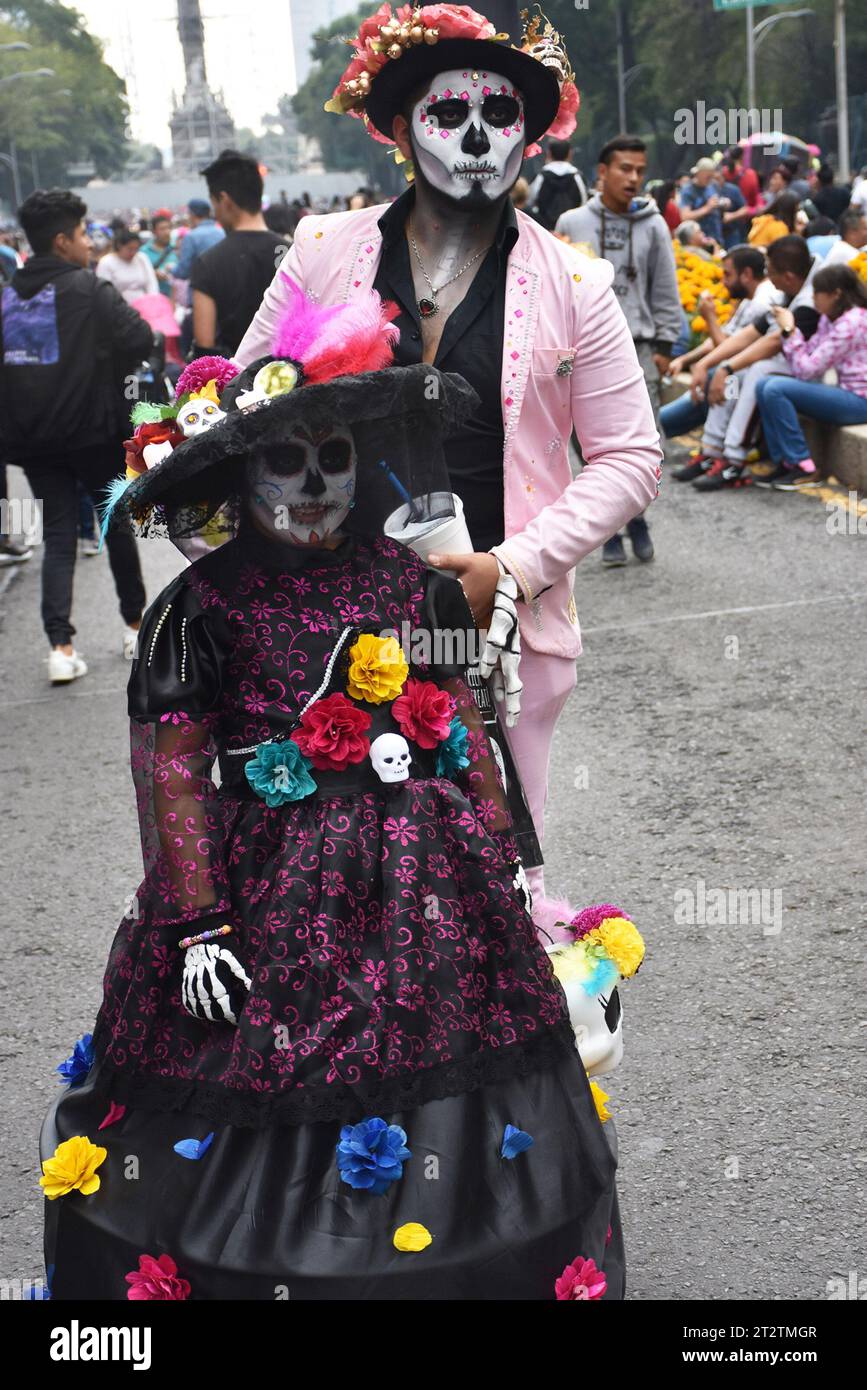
left=478, top=568, right=522, bottom=727
left=179, top=923, right=251, bottom=1026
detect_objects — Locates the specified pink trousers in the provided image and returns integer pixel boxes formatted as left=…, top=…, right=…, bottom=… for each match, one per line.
left=503, top=646, right=578, bottom=945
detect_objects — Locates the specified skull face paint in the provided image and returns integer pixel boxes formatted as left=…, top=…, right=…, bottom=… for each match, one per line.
left=411, top=68, right=526, bottom=205
left=245, top=425, right=356, bottom=545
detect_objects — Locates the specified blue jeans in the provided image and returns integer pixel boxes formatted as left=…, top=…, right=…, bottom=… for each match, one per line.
left=755, top=374, right=867, bottom=465
left=659, top=367, right=716, bottom=439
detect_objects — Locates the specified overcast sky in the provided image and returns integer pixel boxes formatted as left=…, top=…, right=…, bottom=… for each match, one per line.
left=74, top=0, right=298, bottom=151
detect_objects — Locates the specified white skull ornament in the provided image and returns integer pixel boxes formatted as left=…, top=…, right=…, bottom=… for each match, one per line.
left=178, top=396, right=226, bottom=438
left=370, top=732, right=411, bottom=783
left=546, top=942, right=624, bottom=1077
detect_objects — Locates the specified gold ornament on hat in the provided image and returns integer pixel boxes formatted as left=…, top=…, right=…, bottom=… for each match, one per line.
left=519, top=6, right=575, bottom=86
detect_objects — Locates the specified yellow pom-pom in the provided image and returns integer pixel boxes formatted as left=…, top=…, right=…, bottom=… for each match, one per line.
left=393, top=1222, right=433, bottom=1251
left=589, top=1079, right=610, bottom=1123
left=39, top=1135, right=107, bottom=1201
left=346, top=633, right=408, bottom=704
left=595, top=916, right=645, bottom=978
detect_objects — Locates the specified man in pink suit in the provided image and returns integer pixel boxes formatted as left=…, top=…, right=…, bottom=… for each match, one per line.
left=235, top=4, right=661, bottom=939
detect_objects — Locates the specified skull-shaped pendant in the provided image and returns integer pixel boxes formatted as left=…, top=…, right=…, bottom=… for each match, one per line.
left=370, top=732, right=411, bottom=783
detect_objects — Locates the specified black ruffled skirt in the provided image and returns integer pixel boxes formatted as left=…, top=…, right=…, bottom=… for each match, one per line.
left=41, top=1053, right=624, bottom=1301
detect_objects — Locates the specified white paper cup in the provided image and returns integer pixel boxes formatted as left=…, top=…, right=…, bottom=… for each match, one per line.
left=384, top=493, right=473, bottom=574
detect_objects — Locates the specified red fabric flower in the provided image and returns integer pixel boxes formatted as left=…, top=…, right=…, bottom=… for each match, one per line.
left=547, top=79, right=580, bottom=141
left=291, top=693, right=372, bottom=771
left=123, top=421, right=185, bottom=477
left=125, top=1253, right=191, bottom=1301
left=392, top=678, right=453, bottom=749
left=554, top=1255, right=607, bottom=1301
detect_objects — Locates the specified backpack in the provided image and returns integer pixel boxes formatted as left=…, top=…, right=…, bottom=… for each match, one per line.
left=532, top=168, right=583, bottom=231
left=0, top=270, right=121, bottom=456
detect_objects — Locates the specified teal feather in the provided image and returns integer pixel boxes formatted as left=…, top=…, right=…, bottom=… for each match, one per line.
left=97, top=473, right=133, bottom=550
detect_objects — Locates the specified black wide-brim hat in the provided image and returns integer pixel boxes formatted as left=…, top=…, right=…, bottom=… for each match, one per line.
left=121, top=360, right=479, bottom=538
left=365, top=37, right=560, bottom=145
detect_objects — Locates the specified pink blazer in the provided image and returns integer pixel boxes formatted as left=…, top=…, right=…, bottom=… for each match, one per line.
left=235, top=205, right=662, bottom=658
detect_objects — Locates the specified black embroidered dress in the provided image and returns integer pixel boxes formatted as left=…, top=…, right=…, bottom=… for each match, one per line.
left=41, top=524, right=623, bottom=1301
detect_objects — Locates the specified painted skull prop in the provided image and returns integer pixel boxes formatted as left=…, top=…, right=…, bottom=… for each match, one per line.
left=546, top=942, right=624, bottom=1076
left=245, top=424, right=357, bottom=544
left=411, top=68, right=526, bottom=204
left=178, top=397, right=226, bottom=438
left=370, top=732, right=411, bottom=783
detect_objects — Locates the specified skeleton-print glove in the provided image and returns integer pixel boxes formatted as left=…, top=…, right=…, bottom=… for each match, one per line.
left=510, top=860, right=533, bottom=917
left=478, top=565, right=522, bottom=727
left=179, top=921, right=251, bottom=1026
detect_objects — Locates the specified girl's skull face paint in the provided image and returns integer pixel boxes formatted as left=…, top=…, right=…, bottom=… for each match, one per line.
left=411, top=68, right=525, bottom=204
left=245, top=426, right=356, bottom=545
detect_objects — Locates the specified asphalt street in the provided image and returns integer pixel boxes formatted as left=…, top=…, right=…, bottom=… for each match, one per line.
left=1, top=455, right=865, bottom=1300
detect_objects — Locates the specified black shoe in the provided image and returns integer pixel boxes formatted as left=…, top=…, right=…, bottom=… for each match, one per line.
left=751, top=461, right=789, bottom=488
left=692, top=459, right=753, bottom=492
left=672, top=451, right=715, bottom=482
left=626, top=516, right=654, bottom=562
left=772, top=462, right=821, bottom=490
left=602, top=534, right=627, bottom=567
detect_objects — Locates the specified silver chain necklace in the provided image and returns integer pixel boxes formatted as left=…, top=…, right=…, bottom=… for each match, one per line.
left=409, top=224, right=490, bottom=319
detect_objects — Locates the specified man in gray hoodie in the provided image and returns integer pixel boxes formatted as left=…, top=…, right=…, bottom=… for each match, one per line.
left=557, top=134, right=681, bottom=565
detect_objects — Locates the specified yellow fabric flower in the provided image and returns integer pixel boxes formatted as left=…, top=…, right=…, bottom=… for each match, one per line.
left=589, top=1080, right=611, bottom=1124
left=393, top=1222, right=433, bottom=1252
left=594, top=916, right=645, bottom=978
left=346, top=634, right=408, bottom=704
left=40, top=1135, right=107, bottom=1200
left=188, top=379, right=220, bottom=405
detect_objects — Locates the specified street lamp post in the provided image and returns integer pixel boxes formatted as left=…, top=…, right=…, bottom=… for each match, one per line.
left=835, top=0, right=850, bottom=180
left=0, top=68, right=56, bottom=207
left=746, top=8, right=814, bottom=134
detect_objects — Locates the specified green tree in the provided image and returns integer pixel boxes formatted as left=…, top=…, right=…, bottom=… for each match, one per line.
left=291, top=8, right=405, bottom=192
left=0, top=0, right=129, bottom=202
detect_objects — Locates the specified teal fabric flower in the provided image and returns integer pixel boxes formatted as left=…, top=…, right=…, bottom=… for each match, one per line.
left=435, top=715, right=470, bottom=777
left=244, top=740, right=316, bottom=807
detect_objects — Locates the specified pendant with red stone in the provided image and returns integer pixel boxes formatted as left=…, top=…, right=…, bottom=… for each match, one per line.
left=418, top=296, right=438, bottom=318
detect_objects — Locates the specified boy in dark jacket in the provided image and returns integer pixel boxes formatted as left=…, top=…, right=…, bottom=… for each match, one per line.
left=0, top=190, right=153, bottom=682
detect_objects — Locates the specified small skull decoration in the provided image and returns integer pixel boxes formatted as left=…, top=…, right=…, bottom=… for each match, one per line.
left=370, top=732, right=411, bottom=783
left=181, top=943, right=251, bottom=1025
left=178, top=396, right=226, bottom=438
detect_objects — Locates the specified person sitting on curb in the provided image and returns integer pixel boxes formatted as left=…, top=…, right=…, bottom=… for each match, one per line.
left=662, top=245, right=779, bottom=474
left=755, top=263, right=867, bottom=490
left=681, top=236, right=819, bottom=492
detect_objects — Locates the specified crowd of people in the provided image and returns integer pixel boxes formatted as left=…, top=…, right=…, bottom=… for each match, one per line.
left=2, top=134, right=867, bottom=667
left=532, top=138, right=867, bottom=514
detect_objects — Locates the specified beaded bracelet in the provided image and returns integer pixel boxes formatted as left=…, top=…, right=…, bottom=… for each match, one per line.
left=179, top=924, right=234, bottom=950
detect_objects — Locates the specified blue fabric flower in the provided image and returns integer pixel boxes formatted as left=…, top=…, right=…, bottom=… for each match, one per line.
left=501, top=1124, right=534, bottom=1159
left=336, top=1117, right=412, bottom=1195
left=435, top=715, right=470, bottom=777
left=56, top=1033, right=94, bottom=1086
left=244, top=739, right=316, bottom=808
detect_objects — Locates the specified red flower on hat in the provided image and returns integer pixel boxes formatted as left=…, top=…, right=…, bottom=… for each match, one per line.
left=547, top=78, right=580, bottom=141
left=291, top=693, right=372, bottom=771
left=392, top=678, right=454, bottom=749
left=123, top=420, right=185, bottom=478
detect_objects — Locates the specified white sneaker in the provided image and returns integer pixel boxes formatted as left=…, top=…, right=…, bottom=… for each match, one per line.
left=47, top=648, right=88, bottom=684
left=122, top=625, right=140, bottom=660
left=79, top=537, right=101, bottom=557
